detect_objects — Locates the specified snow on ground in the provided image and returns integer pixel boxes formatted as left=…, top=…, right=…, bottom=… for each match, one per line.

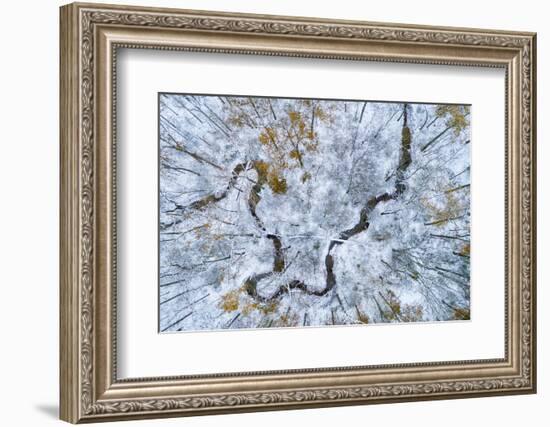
left=158, top=94, right=471, bottom=332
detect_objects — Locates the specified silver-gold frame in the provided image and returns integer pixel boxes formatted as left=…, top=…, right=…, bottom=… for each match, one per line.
left=60, top=2, right=537, bottom=423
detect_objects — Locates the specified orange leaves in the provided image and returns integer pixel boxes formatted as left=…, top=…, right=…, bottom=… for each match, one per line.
left=314, top=105, right=331, bottom=124
left=289, top=149, right=300, bottom=159
left=289, top=149, right=302, bottom=162
left=241, top=301, right=259, bottom=316
left=380, top=290, right=424, bottom=323
left=220, top=289, right=240, bottom=312
left=383, top=290, right=402, bottom=320
left=267, top=170, right=288, bottom=194
left=248, top=103, right=328, bottom=191
left=288, top=110, right=301, bottom=124
left=278, top=310, right=299, bottom=327
left=287, top=109, right=311, bottom=142
left=421, top=191, right=463, bottom=228
left=258, top=133, right=269, bottom=145
left=355, top=305, right=370, bottom=324
left=436, top=105, right=470, bottom=136
left=253, top=160, right=270, bottom=183
left=305, top=142, right=318, bottom=152
left=261, top=301, right=278, bottom=314
left=259, top=127, right=277, bottom=145
left=242, top=299, right=278, bottom=316
left=222, top=286, right=280, bottom=317
left=253, top=161, right=287, bottom=194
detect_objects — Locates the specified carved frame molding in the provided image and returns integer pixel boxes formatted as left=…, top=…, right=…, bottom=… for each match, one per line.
left=60, top=2, right=536, bottom=423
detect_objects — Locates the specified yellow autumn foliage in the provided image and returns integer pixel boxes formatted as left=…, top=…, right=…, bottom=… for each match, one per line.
left=254, top=160, right=270, bottom=182
left=267, top=170, right=288, bottom=194
left=436, top=105, right=470, bottom=135
left=315, top=106, right=329, bottom=122
left=289, top=149, right=302, bottom=160
left=453, top=307, right=470, bottom=320
left=260, top=300, right=278, bottom=314
left=220, top=289, right=240, bottom=312
left=421, top=191, right=463, bottom=227
left=381, top=290, right=401, bottom=321
left=278, top=311, right=299, bottom=327
left=258, top=127, right=277, bottom=145
left=355, top=306, right=370, bottom=324
left=241, top=300, right=279, bottom=316
left=241, top=301, right=260, bottom=316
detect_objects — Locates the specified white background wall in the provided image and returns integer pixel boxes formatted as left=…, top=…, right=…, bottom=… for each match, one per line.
left=0, top=0, right=545, bottom=425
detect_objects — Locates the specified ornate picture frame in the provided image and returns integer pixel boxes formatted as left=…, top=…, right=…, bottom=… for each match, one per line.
left=60, top=2, right=536, bottom=423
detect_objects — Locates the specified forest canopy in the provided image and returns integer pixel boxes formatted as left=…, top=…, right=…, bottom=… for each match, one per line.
left=158, top=94, right=471, bottom=332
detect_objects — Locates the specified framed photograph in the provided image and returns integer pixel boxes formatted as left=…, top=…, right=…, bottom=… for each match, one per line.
left=60, top=2, right=537, bottom=423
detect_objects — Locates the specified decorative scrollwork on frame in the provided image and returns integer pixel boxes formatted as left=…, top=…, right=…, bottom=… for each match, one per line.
left=86, top=377, right=530, bottom=415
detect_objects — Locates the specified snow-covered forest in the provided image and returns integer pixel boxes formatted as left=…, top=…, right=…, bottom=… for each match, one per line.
left=159, top=93, right=471, bottom=332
